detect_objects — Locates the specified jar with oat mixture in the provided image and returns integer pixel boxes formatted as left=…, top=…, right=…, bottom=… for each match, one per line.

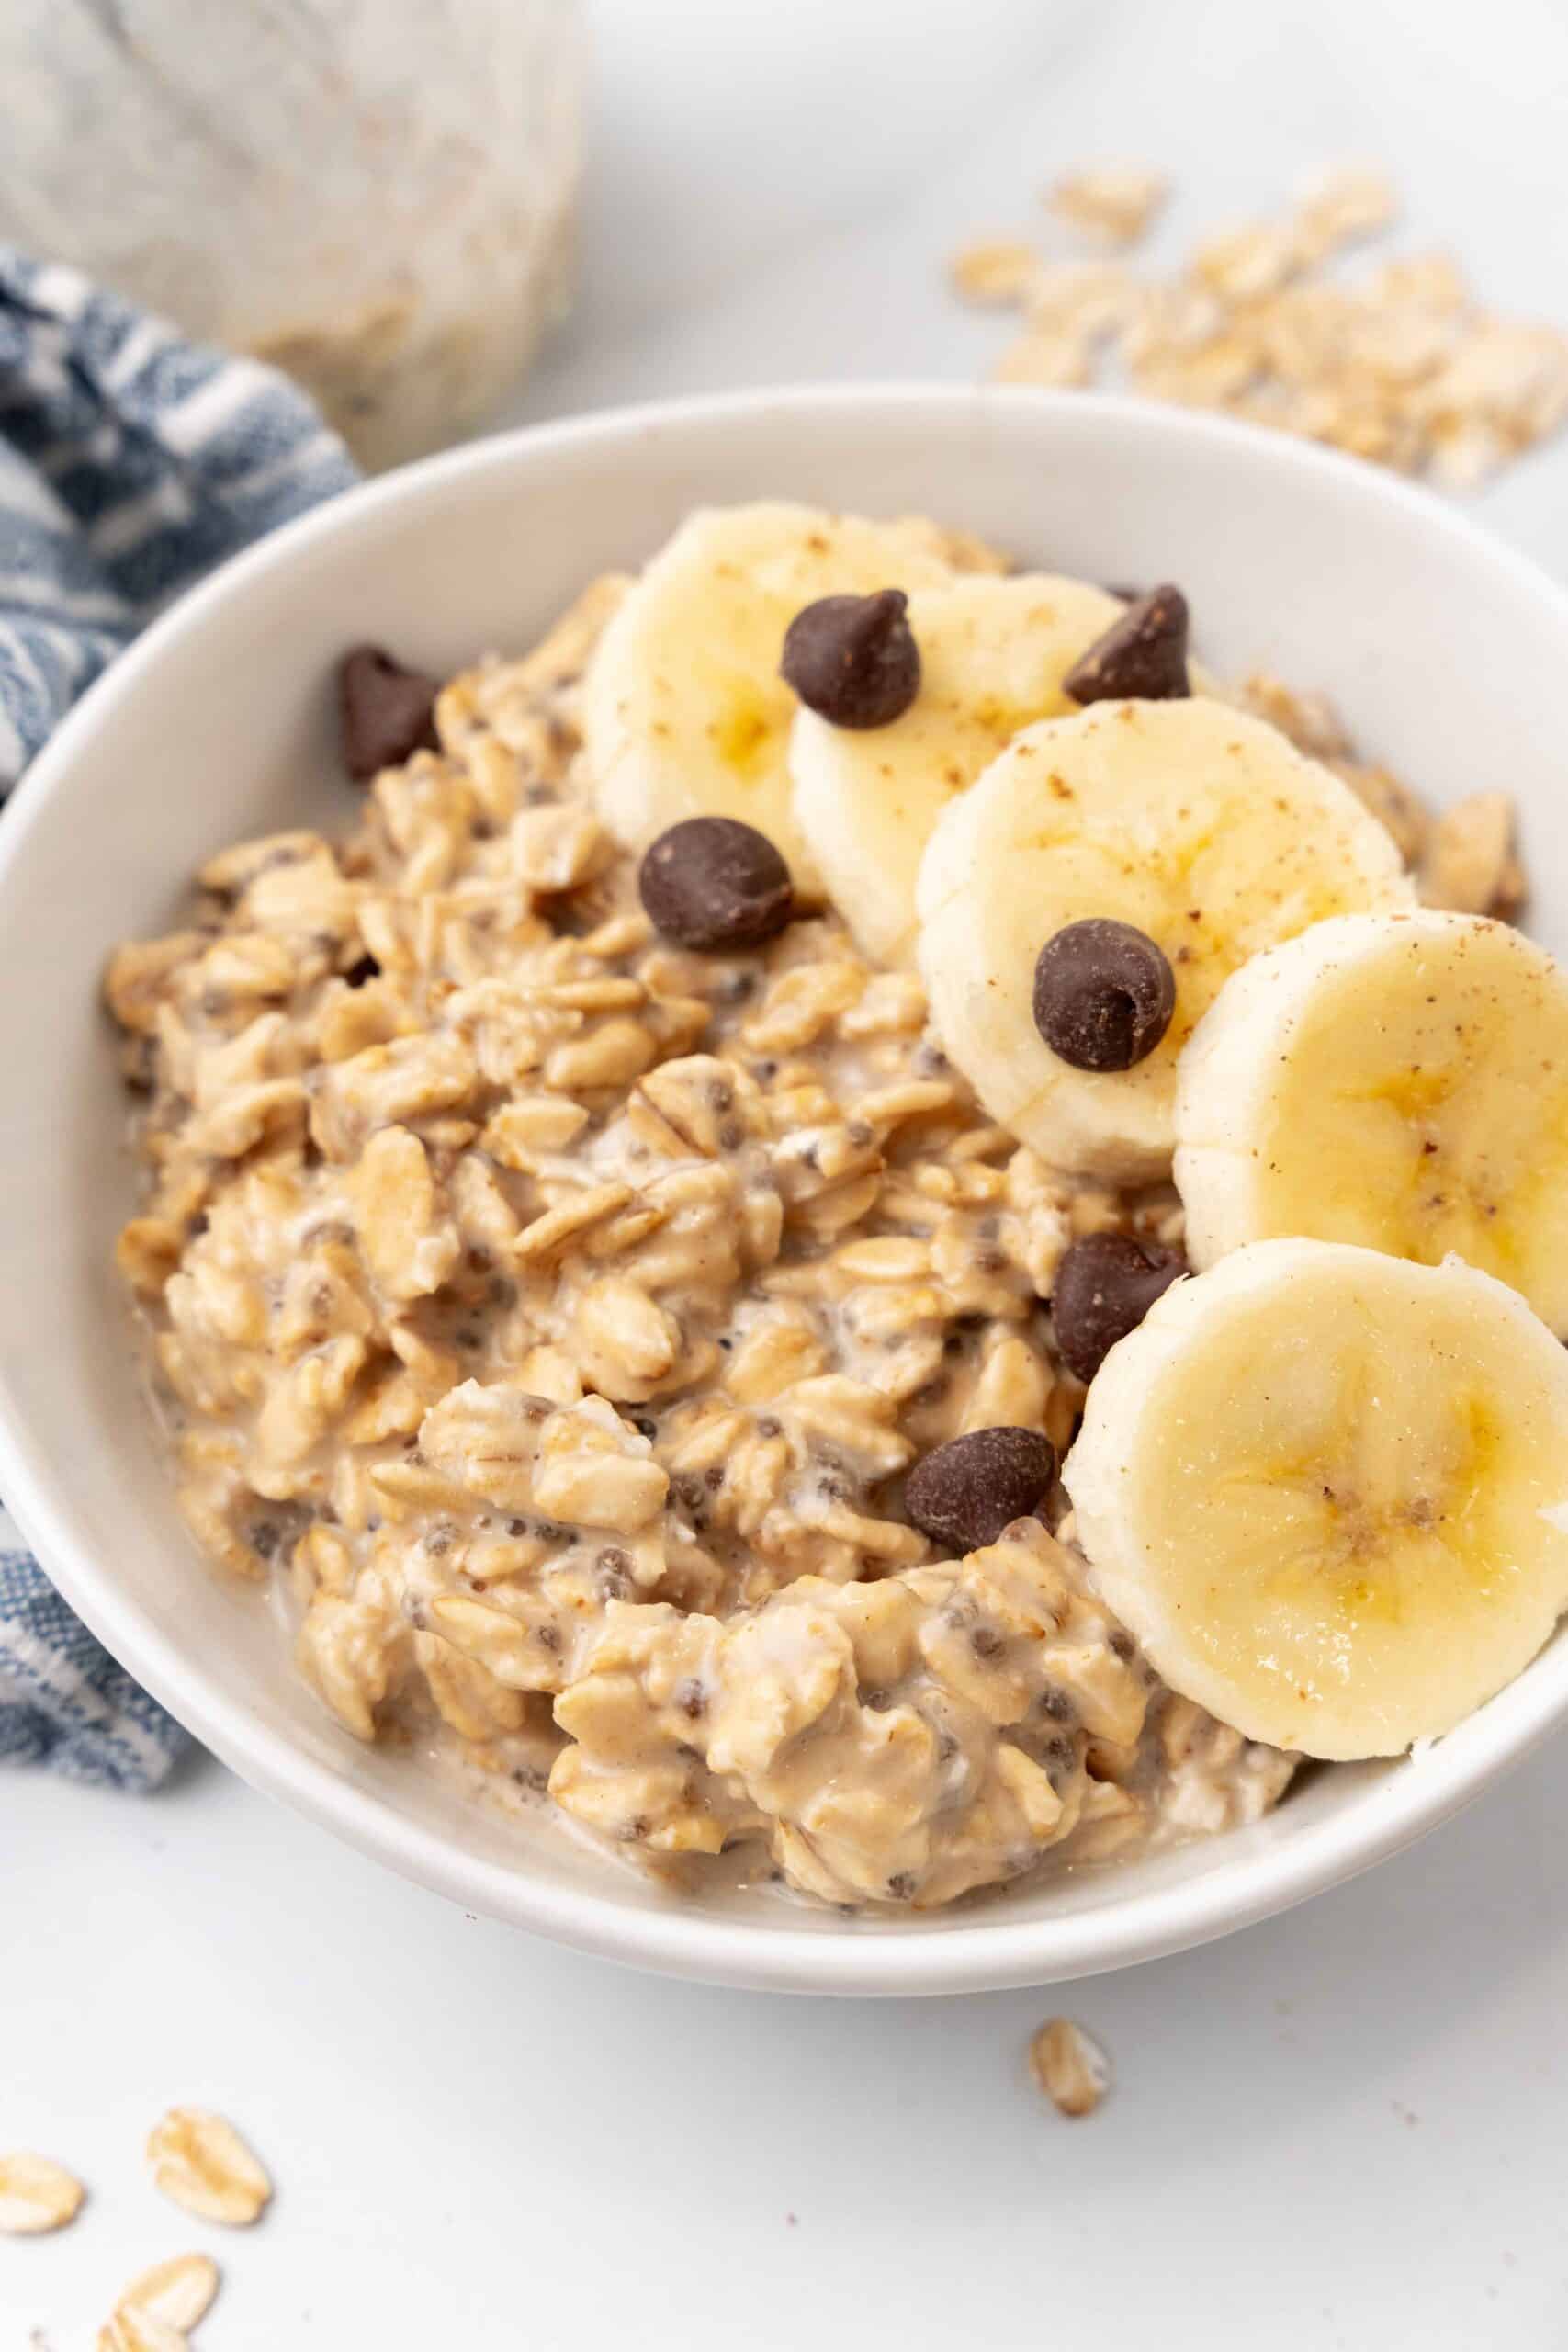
left=0, top=0, right=582, bottom=469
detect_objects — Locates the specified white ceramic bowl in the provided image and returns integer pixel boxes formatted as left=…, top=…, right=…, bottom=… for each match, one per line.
left=4, top=385, right=1568, bottom=1996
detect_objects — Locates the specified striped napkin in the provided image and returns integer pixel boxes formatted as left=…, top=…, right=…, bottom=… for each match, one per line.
left=0, top=246, right=357, bottom=1784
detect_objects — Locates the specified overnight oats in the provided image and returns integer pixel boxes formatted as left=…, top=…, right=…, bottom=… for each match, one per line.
left=106, top=501, right=1568, bottom=1915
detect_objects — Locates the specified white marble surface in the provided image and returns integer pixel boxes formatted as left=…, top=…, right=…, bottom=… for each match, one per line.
left=9, top=0, right=1568, bottom=2343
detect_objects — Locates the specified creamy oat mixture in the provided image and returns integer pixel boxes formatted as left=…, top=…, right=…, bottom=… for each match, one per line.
left=107, top=547, right=1491, bottom=1914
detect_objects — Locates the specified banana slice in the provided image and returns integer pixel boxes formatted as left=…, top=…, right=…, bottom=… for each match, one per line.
left=581, top=503, right=961, bottom=895
left=915, top=699, right=1413, bottom=1182
left=788, top=573, right=1125, bottom=966
left=1175, top=910, right=1568, bottom=1334
left=1064, top=1238, right=1568, bottom=1758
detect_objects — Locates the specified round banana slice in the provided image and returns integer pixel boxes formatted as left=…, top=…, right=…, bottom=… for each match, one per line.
left=1064, top=1238, right=1568, bottom=1759
left=915, top=699, right=1414, bottom=1182
left=788, top=573, right=1125, bottom=967
left=581, top=502, right=961, bottom=896
left=1175, top=910, right=1568, bottom=1334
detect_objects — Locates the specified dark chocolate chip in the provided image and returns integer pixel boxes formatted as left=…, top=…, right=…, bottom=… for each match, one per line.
left=1064, top=584, right=1190, bottom=704
left=780, top=589, right=921, bottom=729
left=638, top=816, right=794, bottom=951
left=1032, top=918, right=1175, bottom=1070
left=905, top=1426, right=1056, bottom=1555
left=344, top=953, right=380, bottom=989
left=1051, top=1231, right=1186, bottom=1383
left=338, top=645, right=441, bottom=781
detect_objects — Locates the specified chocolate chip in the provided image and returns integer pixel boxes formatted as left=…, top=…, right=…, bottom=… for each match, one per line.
left=1051, top=1231, right=1186, bottom=1383
left=780, top=589, right=920, bottom=728
left=905, top=1427, right=1056, bottom=1555
left=344, top=953, right=379, bottom=989
left=338, top=645, right=441, bottom=781
left=1032, top=918, right=1175, bottom=1070
left=1064, top=584, right=1190, bottom=704
left=638, top=817, right=794, bottom=951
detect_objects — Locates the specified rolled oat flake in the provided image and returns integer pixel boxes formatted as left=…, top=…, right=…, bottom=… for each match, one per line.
left=1032, top=917, right=1176, bottom=1069
left=780, top=588, right=922, bottom=728
left=1031, top=2017, right=1111, bottom=2118
left=638, top=816, right=795, bottom=950
left=1063, top=583, right=1190, bottom=703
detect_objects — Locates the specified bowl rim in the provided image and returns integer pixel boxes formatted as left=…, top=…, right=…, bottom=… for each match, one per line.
left=6, top=379, right=1568, bottom=1996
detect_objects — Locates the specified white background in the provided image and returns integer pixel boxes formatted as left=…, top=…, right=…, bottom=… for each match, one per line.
left=8, top=1, right=1568, bottom=2344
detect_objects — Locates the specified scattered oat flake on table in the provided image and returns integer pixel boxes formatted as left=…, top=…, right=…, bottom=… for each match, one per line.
left=1190, top=218, right=1303, bottom=303
left=952, top=164, right=1568, bottom=489
left=145, top=2107, right=272, bottom=2226
left=1026, top=259, right=1136, bottom=340
left=1030, top=2017, right=1111, bottom=2118
left=1047, top=165, right=1168, bottom=248
left=990, top=330, right=1093, bottom=389
left=1292, top=161, right=1399, bottom=258
left=0, top=2150, right=85, bottom=2233
left=98, top=2312, right=188, bottom=2352
left=115, top=2252, right=221, bottom=2335
left=949, top=239, right=1042, bottom=306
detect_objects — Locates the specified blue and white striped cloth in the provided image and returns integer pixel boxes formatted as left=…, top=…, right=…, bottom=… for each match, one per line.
left=0, top=247, right=358, bottom=1786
